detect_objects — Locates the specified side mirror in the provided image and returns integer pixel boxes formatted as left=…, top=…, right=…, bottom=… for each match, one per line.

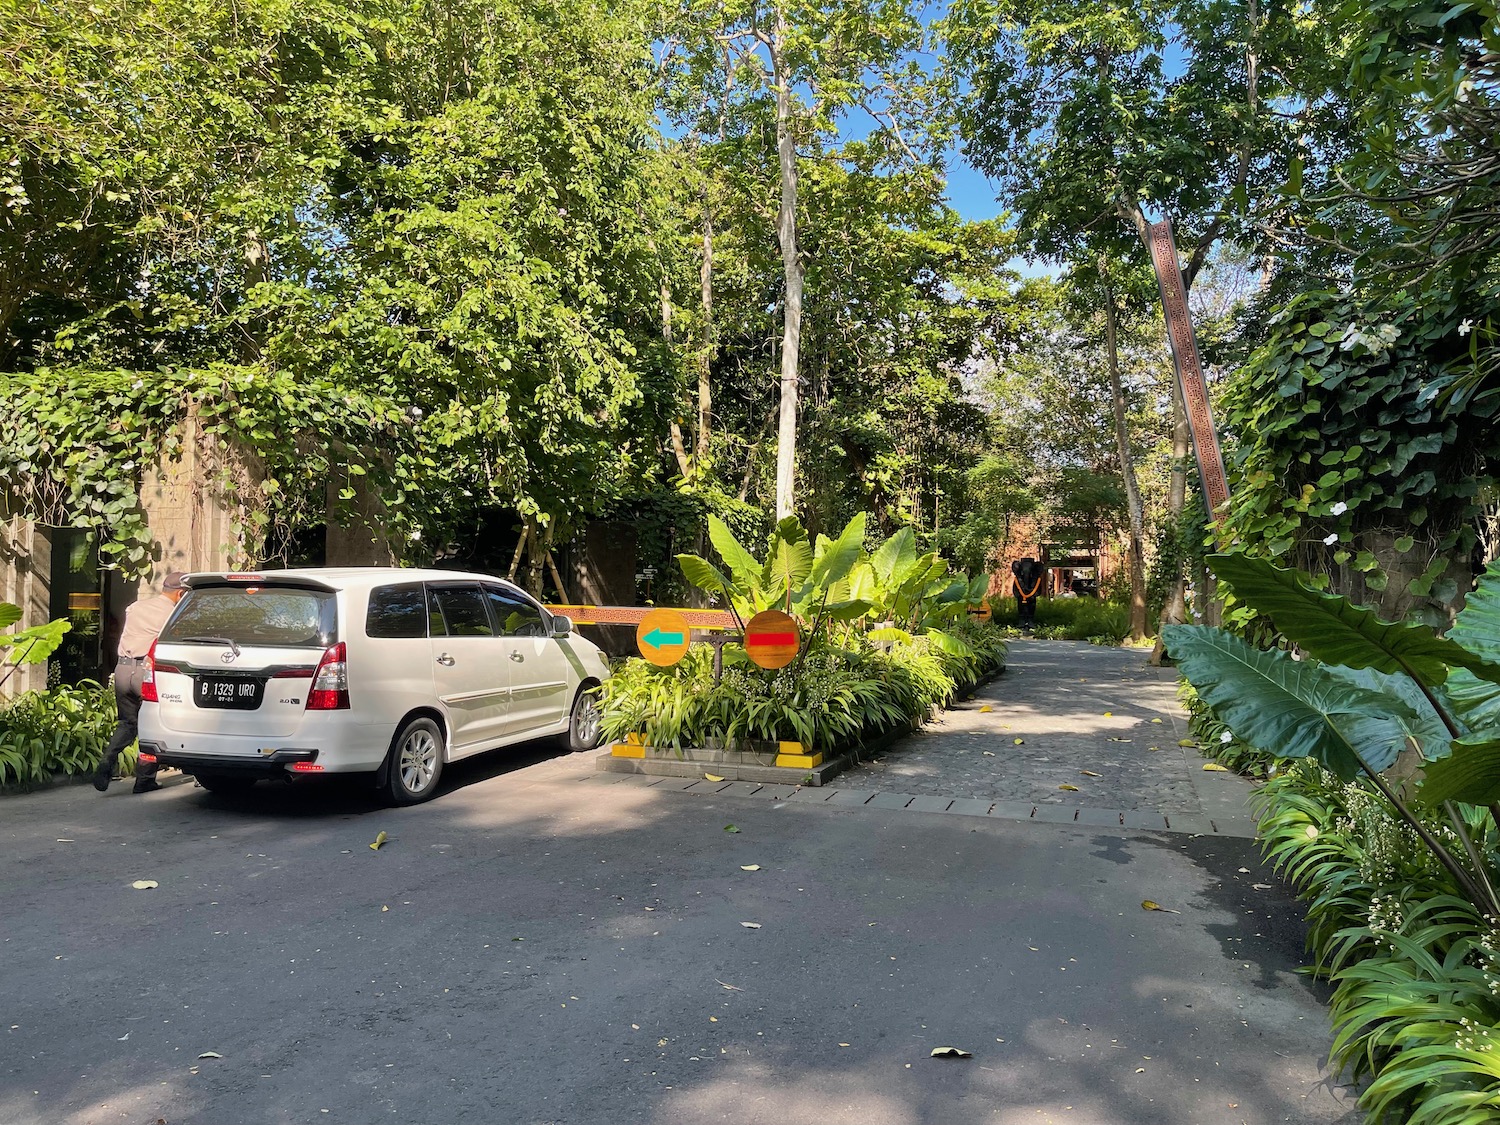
left=550, top=614, right=573, bottom=638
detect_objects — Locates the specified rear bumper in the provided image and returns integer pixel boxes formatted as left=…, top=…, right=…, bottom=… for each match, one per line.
left=140, top=741, right=320, bottom=778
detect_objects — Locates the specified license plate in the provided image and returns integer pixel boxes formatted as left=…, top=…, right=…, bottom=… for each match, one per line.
left=193, top=676, right=263, bottom=710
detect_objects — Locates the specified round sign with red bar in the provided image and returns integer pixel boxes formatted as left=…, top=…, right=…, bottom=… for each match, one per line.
left=636, top=608, right=691, bottom=667
left=743, top=609, right=799, bottom=669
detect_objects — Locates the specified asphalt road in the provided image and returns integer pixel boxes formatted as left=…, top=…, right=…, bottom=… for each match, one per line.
left=3, top=735, right=1359, bottom=1125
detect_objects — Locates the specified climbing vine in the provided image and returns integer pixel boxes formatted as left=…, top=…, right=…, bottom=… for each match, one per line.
left=0, top=366, right=413, bottom=578
left=1217, top=285, right=1500, bottom=620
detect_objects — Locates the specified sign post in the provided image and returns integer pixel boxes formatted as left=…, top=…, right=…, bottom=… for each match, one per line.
left=635, top=608, right=691, bottom=667
left=743, top=609, right=799, bottom=670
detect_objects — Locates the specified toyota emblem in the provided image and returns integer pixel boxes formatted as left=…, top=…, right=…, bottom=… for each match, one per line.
left=220, top=649, right=237, bottom=664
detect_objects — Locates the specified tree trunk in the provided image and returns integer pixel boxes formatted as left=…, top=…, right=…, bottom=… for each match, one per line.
left=769, top=5, right=803, bottom=522
left=663, top=272, right=693, bottom=480
left=1150, top=382, right=1192, bottom=664
left=1102, top=271, right=1149, bottom=641
left=698, top=191, right=714, bottom=469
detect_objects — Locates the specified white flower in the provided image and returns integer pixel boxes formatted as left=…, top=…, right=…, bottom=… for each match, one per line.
left=1330, top=501, right=1348, bottom=516
left=1460, top=319, right=1474, bottom=337
left=1323, top=533, right=1339, bottom=545
left=409, top=528, right=422, bottom=541
left=1220, top=731, right=1234, bottom=744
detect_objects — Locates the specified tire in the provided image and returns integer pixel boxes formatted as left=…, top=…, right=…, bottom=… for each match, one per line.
left=562, top=685, right=604, bottom=753
left=196, top=772, right=256, bottom=795
left=385, top=717, right=445, bottom=805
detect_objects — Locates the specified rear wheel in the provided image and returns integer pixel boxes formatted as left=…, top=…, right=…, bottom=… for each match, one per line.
left=195, top=772, right=256, bottom=795
left=562, top=685, right=604, bottom=752
left=385, top=717, right=445, bottom=805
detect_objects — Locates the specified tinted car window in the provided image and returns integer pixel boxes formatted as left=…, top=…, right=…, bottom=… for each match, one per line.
left=366, top=583, right=428, bottom=639
left=485, top=586, right=547, bottom=637
left=430, top=585, right=494, bottom=637
left=160, top=587, right=337, bottom=647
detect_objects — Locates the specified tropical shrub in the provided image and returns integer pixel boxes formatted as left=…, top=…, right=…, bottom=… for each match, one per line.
left=0, top=601, right=71, bottom=694
left=599, top=629, right=1007, bottom=755
left=1170, top=554, right=1500, bottom=1122
left=989, top=596, right=1132, bottom=644
left=0, top=681, right=119, bottom=786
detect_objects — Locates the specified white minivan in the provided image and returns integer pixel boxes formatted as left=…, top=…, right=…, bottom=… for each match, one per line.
left=137, top=568, right=612, bottom=804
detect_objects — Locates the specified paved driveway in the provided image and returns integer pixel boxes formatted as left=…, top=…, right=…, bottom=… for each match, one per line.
left=1, top=643, right=1358, bottom=1125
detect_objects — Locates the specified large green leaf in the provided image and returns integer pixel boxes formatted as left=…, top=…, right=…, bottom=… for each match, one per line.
left=1445, top=562, right=1500, bottom=729
left=870, top=527, right=916, bottom=585
left=1451, top=561, right=1500, bottom=660
left=1162, top=624, right=1419, bottom=780
left=677, top=554, right=735, bottom=599
left=707, top=516, right=761, bottom=586
left=1210, top=553, right=1500, bottom=687
left=811, top=512, right=866, bottom=589
left=1417, top=736, right=1500, bottom=807
left=847, top=561, right=877, bottom=604
left=0, top=618, right=71, bottom=666
left=823, top=599, right=874, bottom=622
left=0, top=603, right=21, bottom=631
left=1325, top=665, right=1451, bottom=761
left=764, top=536, right=813, bottom=599
left=925, top=628, right=974, bottom=657
left=966, top=573, right=990, bottom=605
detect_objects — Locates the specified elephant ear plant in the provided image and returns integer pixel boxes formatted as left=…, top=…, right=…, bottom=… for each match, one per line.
left=0, top=602, right=71, bottom=693
left=1163, top=556, right=1500, bottom=917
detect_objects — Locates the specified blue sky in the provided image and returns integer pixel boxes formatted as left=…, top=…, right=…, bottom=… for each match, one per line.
left=944, top=150, right=1007, bottom=224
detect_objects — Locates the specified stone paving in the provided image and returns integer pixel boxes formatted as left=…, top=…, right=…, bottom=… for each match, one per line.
left=846, top=639, right=1195, bottom=807
left=581, top=638, right=1262, bottom=838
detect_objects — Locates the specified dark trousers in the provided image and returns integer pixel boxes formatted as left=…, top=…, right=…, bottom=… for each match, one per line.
left=1017, top=595, right=1038, bottom=628
left=99, top=661, right=156, bottom=782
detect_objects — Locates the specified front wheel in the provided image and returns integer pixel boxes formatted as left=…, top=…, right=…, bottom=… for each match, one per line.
left=385, top=717, right=445, bottom=805
left=562, top=685, right=604, bottom=752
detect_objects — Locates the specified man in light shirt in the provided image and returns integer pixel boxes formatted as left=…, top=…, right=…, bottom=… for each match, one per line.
left=93, top=571, right=187, bottom=794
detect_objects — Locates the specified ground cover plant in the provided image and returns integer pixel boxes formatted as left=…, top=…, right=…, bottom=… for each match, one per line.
left=0, top=680, right=119, bottom=786
left=1167, top=555, right=1500, bottom=1123
left=600, top=513, right=1006, bottom=752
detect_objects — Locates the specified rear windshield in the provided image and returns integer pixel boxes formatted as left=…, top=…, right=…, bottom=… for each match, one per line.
left=159, top=586, right=338, bottom=648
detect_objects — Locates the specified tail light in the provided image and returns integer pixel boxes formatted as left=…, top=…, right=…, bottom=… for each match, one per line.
left=306, top=642, right=350, bottom=710
left=141, top=641, right=159, bottom=702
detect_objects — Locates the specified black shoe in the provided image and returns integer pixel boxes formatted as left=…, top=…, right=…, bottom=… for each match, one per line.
left=131, top=779, right=162, bottom=795
left=92, top=768, right=111, bottom=793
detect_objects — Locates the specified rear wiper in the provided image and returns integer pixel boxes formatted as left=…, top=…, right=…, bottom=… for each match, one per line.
left=178, top=636, right=242, bottom=658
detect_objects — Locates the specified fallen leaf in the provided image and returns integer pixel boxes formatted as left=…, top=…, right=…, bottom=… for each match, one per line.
left=715, top=979, right=742, bottom=991
left=723, top=825, right=740, bottom=834
left=931, top=1046, right=973, bottom=1058
left=1202, top=763, right=1230, bottom=772
left=1238, top=867, right=1251, bottom=873
left=1013, top=738, right=1024, bottom=745
left=1102, top=711, right=1113, bottom=717
left=704, top=773, right=725, bottom=782
left=117, top=1033, right=129, bottom=1041
left=1107, top=736, right=1132, bottom=743
left=739, top=864, right=761, bottom=872
left=1058, top=783, right=1079, bottom=792
left=1136, top=1067, right=1146, bottom=1073
left=370, top=831, right=388, bottom=851
left=1252, top=883, right=1273, bottom=890
left=130, top=880, right=158, bottom=890
left=1150, top=718, right=1163, bottom=724
left=198, top=1051, right=222, bottom=1059
left=709, top=1016, right=718, bottom=1022
left=1177, top=740, right=1197, bottom=748
left=978, top=705, right=993, bottom=713
left=56, top=839, right=73, bottom=843
left=1079, top=769, right=1101, bottom=777
left=1141, top=900, right=1181, bottom=914
left=1148, top=746, right=1161, bottom=752
left=839, top=1042, right=850, bottom=1047
left=381, top=905, right=389, bottom=912
left=982, top=751, right=996, bottom=756
left=740, top=921, right=761, bottom=929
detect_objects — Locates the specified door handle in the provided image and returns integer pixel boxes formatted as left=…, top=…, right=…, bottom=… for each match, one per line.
left=436, top=653, right=455, bottom=666
left=509, top=652, right=524, bottom=662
